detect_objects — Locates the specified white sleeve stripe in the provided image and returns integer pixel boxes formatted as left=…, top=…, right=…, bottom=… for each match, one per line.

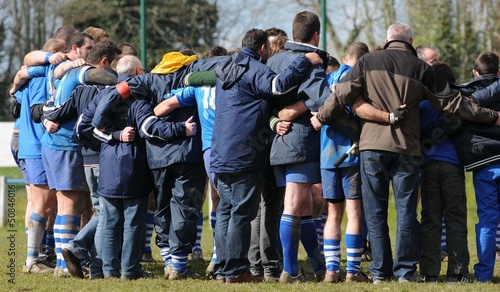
left=271, top=74, right=298, bottom=95
left=74, top=114, right=83, bottom=139
left=93, top=128, right=113, bottom=142
left=140, top=116, right=165, bottom=140
left=79, top=66, right=91, bottom=84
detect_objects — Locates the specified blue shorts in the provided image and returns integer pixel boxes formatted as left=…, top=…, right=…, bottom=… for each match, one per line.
left=42, top=146, right=88, bottom=191
left=203, top=149, right=216, bottom=187
left=24, top=158, right=48, bottom=185
left=273, top=162, right=321, bottom=187
left=321, top=166, right=361, bottom=201
left=11, top=133, right=29, bottom=184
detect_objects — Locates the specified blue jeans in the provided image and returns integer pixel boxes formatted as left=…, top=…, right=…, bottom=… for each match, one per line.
left=360, top=150, right=421, bottom=280
left=84, top=165, right=100, bottom=213
left=215, top=171, right=264, bottom=280
left=472, top=165, right=500, bottom=282
left=99, top=195, right=148, bottom=278
left=67, top=215, right=103, bottom=278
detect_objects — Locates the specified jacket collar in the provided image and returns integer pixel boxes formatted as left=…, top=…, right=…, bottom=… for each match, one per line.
left=383, top=40, right=417, bottom=57
left=240, top=47, right=261, bottom=61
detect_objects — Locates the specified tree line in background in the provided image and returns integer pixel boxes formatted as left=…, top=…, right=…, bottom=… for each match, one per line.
left=0, top=0, right=498, bottom=121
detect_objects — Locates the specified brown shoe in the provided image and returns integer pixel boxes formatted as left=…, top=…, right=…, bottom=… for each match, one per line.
left=323, top=271, right=340, bottom=283
left=22, top=262, right=54, bottom=274
left=226, top=270, right=262, bottom=284
left=279, top=271, right=305, bottom=283
left=169, top=269, right=201, bottom=280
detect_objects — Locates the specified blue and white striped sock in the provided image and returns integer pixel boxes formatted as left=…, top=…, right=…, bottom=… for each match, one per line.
left=440, top=217, right=447, bottom=251
left=345, top=233, right=363, bottom=275
left=26, top=213, right=47, bottom=266
left=54, top=215, right=62, bottom=268
left=496, top=223, right=500, bottom=248
left=210, top=211, right=217, bottom=262
left=171, top=253, right=188, bottom=274
left=59, top=215, right=80, bottom=271
left=161, top=246, right=171, bottom=267
left=144, top=210, right=154, bottom=253
left=324, top=238, right=341, bottom=273
left=313, top=215, right=324, bottom=252
left=192, top=211, right=203, bottom=253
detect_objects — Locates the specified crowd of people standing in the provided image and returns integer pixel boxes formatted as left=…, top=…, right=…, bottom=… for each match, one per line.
left=9, top=10, right=500, bottom=285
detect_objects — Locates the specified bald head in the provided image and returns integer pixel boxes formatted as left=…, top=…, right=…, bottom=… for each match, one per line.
left=116, top=55, right=144, bottom=76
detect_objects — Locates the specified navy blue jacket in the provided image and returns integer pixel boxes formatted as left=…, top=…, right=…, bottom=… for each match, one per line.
left=267, top=41, right=330, bottom=165
left=453, top=75, right=500, bottom=171
left=471, top=78, right=500, bottom=108
left=210, top=47, right=313, bottom=173
left=89, top=57, right=229, bottom=169
left=76, top=75, right=190, bottom=198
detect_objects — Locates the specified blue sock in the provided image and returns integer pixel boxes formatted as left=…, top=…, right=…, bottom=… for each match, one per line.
left=210, top=211, right=216, bottom=230
left=193, top=211, right=203, bottom=253
left=280, top=214, right=301, bottom=276
left=171, top=253, right=188, bottom=274
left=144, top=210, right=154, bottom=253
left=300, top=216, right=324, bottom=272
left=324, top=238, right=341, bottom=273
left=345, top=233, right=363, bottom=275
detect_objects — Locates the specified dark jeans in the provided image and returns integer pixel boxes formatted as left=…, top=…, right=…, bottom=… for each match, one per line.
left=215, top=171, right=264, bottom=280
left=360, top=150, right=422, bottom=280
left=248, top=171, right=284, bottom=278
left=420, top=161, right=469, bottom=276
left=151, top=162, right=206, bottom=255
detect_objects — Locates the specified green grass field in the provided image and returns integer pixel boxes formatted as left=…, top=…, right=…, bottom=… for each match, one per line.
left=1, top=166, right=499, bottom=291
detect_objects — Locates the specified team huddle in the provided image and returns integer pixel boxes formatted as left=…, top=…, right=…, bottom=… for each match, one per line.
left=9, top=10, right=500, bottom=285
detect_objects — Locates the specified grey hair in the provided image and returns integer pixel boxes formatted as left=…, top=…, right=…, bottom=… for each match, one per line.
left=116, top=55, right=142, bottom=75
left=386, top=23, right=413, bottom=43
left=416, top=45, right=438, bottom=61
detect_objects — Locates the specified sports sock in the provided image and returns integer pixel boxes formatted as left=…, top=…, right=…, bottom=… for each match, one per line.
left=171, top=253, right=188, bottom=274
left=280, top=214, right=301, bottom=276
left=441, top=217, right=447, bottom=251
left=300, top=215, right=324, bottom=272
left=161, top=246, right=171, bottom=267
left=345, top=233, right=363, bottom=275
left=59, top=215, right=80, bottom=270
left=144, top=210, right=154, bottom=253
left=324, top=238, right=341, bottom=273
left=192, top=211, right=203, bottom=253
left=26, top=213, right=47, bottom=266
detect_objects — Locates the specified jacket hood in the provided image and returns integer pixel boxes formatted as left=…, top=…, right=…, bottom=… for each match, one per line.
left=215, top=47, right=257, bottom=90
